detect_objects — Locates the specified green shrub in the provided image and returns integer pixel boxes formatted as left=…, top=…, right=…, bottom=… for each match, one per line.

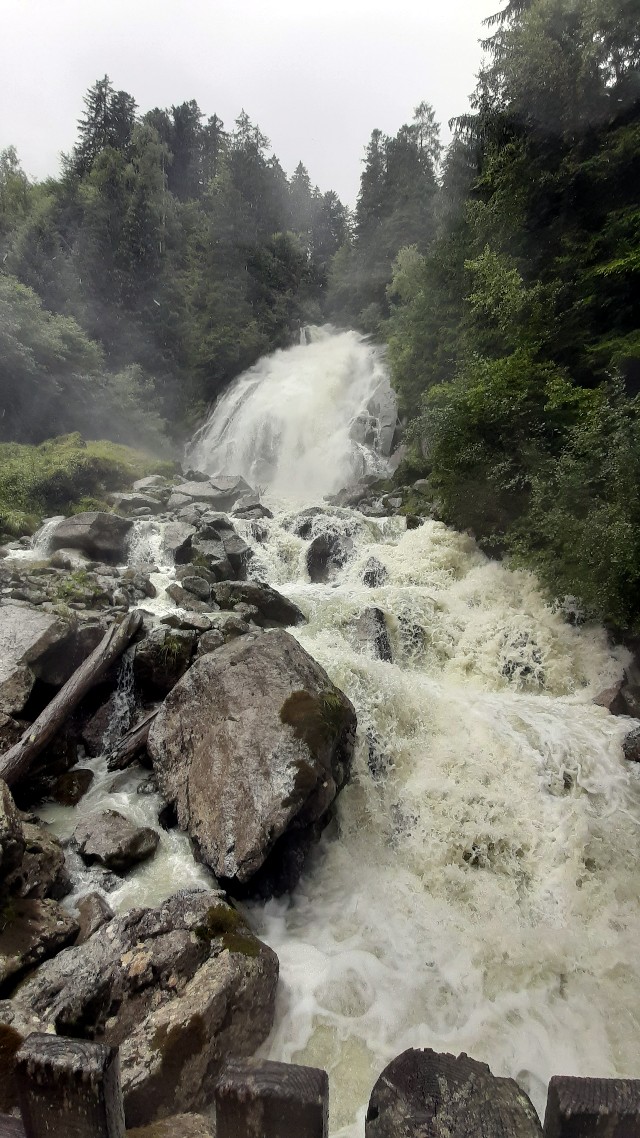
left=0, top=433, right=176, bottom=536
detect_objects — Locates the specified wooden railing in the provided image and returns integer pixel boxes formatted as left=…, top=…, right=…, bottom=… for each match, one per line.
left=1, top=1035, right=639, bottom=1138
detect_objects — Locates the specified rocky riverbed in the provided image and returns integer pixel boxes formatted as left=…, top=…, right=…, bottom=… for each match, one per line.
left=1, top=464, right=640, bottom=1135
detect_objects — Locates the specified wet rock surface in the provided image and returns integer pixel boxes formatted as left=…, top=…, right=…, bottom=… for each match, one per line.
left=0, top=898, right=79, bottom=993
left=354, top=607, right=393, bottom=663
left=148, top=630, right=356, bottom=894
left=49, top=511, right=133, bottom=562
left=211, top=580, right=305, bottom=627
left=0, top=605, right=72, bottom=714
left=0, top=889, right=278, bottom=1125
left=71, top=809, right=160, bottom=873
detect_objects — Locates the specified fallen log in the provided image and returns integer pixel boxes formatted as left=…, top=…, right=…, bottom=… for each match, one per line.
left=106, top=708, right=159, bottom=771
left=0, top=610, right=143, bottom=788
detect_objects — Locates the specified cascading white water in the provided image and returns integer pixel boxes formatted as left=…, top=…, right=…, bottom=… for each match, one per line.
left=35, top=330, right=640, bottom=1136
left=187, top=326, right=397, bottom=501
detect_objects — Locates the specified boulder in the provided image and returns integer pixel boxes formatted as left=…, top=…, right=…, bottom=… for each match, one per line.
left=365, top=1048, right=541, bottom=1138
left=189, top=530, right=234, bottom=580
left=0, top=780, right=24, bottom=879
left=0, top=715, right=25, bottom=759
left=172, top=477, right=252, bottom=513
left=196, top=630, right=225, bottom=656
left=81, top=692, right=118, bottom=756
left=211, top=581, right=305, bottom=628
left=165, top=584, right=213, bottom=613
left=0, top=605, right=72, bottom=714
left=362, top=556, right=389, bottom=588
left=111, top=493, right=163, bottom=516
left=160, top=613, right=213, bottom=634
left=75, top=891, right=114, bottom=944
left=133, top=627, right=196, bottom=695
left=71, top=810, right=159, bottom=873
left=623, top=727, right=640, bottom=763
left=50, top=547, right=93, bottom=570
left=161, top=522, right=196, bottom=565
left=233, top=503, right=273, bottom=521
left=0, top=898, right=79, bottom=994
left=181, top=576, right=211, bottom=601
left=354, top=608, right=392, bottom=663
left=133, top=475, right=170, bottom=495
left=51, top=767, right=94, bottom=806
left=8, top=815, right=70, bottom=900
left=147, top=630, right=356, bottom=894
left=0, top=889, right=278, bottom=1126
left=306, top=532, right=353, bottom=583
left=49, top=512, right=133, bottom=563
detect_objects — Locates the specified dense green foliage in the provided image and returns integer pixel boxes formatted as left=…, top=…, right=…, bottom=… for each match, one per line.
left=0, top=80, right=347, bottom=446
left=0, top=434, right=174, bottom=537
left=376, top=0, right=640, bottom=630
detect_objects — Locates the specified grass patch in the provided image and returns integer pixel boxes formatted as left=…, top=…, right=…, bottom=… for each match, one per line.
left=0, top=433, right=176, bottom=538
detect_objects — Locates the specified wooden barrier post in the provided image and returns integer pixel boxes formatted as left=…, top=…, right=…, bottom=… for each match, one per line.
left=544, top=1076, right=640, bottom=1138
left=14, top=1034, right=125, bottom=1138
left=215, top=1057, right=329, bottom=1138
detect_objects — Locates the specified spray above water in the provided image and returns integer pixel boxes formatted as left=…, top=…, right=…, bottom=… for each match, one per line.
left=187, top=327, right=397, bottom=502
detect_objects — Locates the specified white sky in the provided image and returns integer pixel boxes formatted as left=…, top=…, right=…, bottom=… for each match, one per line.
left=1, top=0, right=500, bottom=205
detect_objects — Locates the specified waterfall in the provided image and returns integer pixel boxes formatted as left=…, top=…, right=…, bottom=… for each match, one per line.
left=35, top=330, right=640, bottom=1137
left=187, top=326, right=397, bottom=502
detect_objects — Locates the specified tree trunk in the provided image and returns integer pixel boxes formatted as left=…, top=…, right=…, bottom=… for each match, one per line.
left=106, top=708, right=159, bottom=771
left=0, top=611, right=142, bottom=788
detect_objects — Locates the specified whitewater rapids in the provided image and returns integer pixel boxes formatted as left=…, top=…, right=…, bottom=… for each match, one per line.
left=38, top=328, right=640, bottom=1136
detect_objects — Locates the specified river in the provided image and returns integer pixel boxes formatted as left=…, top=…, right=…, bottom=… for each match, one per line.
left=38, top=327, right=640, bottom=1136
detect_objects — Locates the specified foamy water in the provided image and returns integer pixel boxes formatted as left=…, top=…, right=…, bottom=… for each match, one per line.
left=37, top=330, right=640, bottom=1135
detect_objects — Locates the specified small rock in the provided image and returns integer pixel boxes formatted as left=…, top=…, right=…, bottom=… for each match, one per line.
left=306, top=532, right=353, bottom=583
left=622, top=727, right=640, bottom=763
left=181, top=576, right=211, bottom=601
left=133, top=627, right=196, bottom=695
left=52, top=768, right=94, bottom=806
left=196, top=630, right=225, bottom=656
left=165, top=584, right=212, bottom=613
left=160, top=613, right=214, bottom=634
left=75, top=891, right=114, bottom=944
left=72, top=810, right=159, bottom=873
left=354, top=608, right=392, bottom=663
left=362, top=557, right=388, bottom=588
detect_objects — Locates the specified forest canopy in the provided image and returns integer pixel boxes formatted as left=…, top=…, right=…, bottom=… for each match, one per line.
left=2, top=0, right=639, bottom=629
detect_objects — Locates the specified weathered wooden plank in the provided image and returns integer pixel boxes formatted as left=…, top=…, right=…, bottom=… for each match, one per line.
left=365, top=1048, right=542, bottom=1138
left=544, top=1075, right=640, bottom=1138
left=15, top=1033, right=125, bottom=1138
left=215, top=1057, right=329, bottom=1138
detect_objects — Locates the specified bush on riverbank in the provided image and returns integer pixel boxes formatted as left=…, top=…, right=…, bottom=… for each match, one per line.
left=0, top=434, right=175, bottom=536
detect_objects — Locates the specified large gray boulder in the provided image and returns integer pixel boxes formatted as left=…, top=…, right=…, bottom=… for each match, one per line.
left=211, top=580, right=305, bottom=628
left=71, top=810, right=159, bottom=873
left=133, top=626, right=196, bottom=695
left=162, top=521, right=196, bottom=564
left=0, top=604, right=73, bottom=714
left=0, top=898, right=78, bottom=993
left=170, top=476, right=252, bottom=513
left=147, top=630, right=356, bottom=895
left=49, top=511, right=133, bottom=562
left=0, top=889, right=278, bottom=1126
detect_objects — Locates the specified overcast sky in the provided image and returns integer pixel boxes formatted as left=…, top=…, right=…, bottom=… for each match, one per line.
left=1, top=0, right=500, bottom=205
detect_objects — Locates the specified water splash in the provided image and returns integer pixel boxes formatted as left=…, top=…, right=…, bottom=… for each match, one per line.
left=187, top=327, right=397, bottom=502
